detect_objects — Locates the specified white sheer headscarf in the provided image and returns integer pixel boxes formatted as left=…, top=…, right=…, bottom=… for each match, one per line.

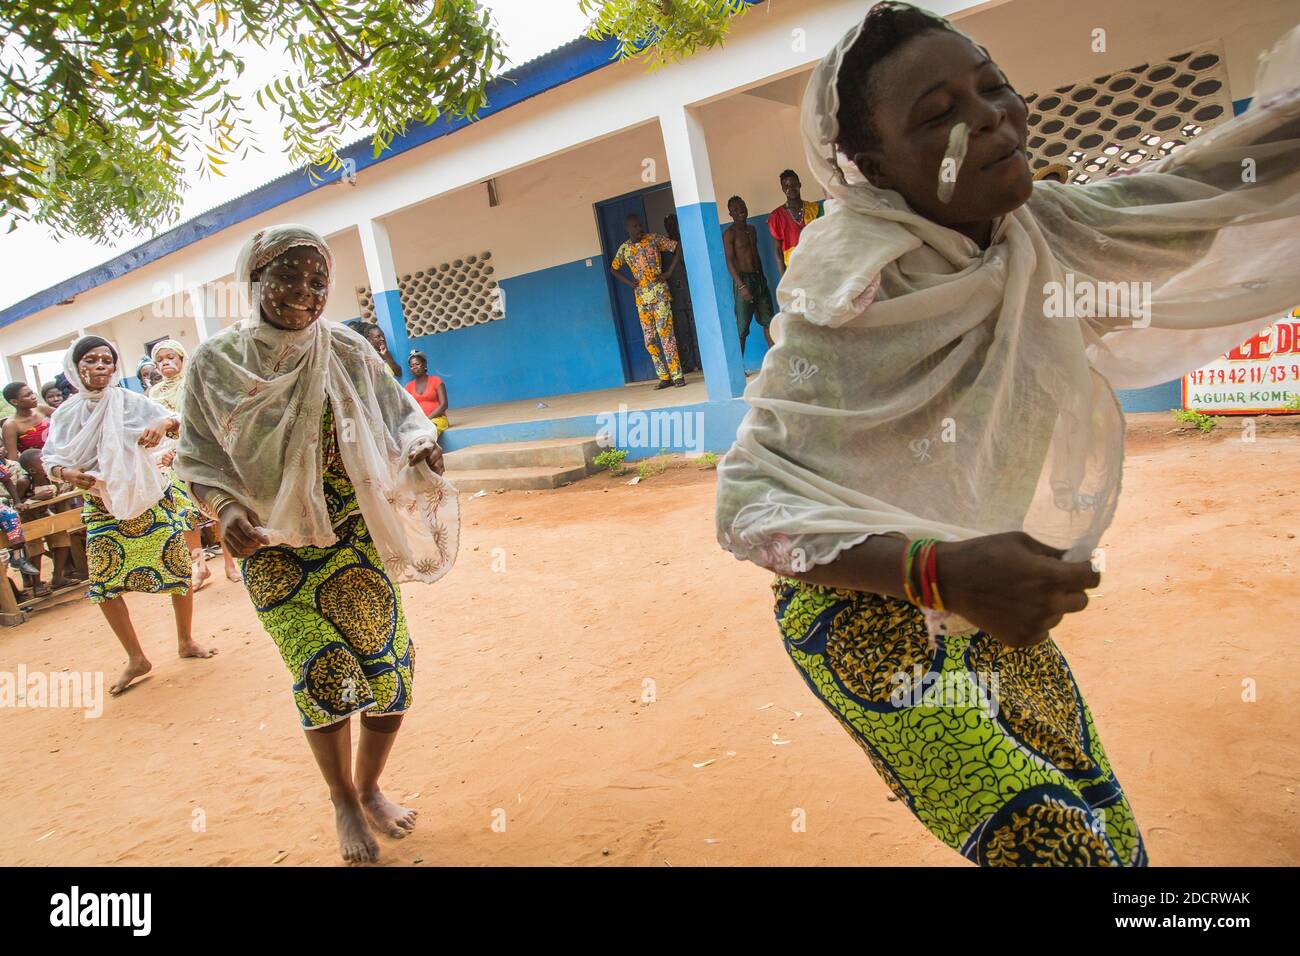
left=175, top=224, right=459, bottom=584
left=717, top=8, right=1300, bottom=581
left=43, top=336, right=172, bottom=520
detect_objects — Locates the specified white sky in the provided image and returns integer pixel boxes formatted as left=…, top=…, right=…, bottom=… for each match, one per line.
left=0, top=0, right=591, bottom=311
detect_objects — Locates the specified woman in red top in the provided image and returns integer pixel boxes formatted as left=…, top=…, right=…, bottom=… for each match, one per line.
left=2, top=382, right=54, bottom=462
left=404, top=350, right=448, bottom=435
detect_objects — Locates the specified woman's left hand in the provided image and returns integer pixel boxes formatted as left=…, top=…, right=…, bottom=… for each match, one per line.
left=138, top=423, right=170, bottom=449
left=409, top=442, right=445, bottom=476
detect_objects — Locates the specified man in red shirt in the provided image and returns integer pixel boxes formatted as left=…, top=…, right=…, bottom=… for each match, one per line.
left=769, top=169, right=822, bottom=276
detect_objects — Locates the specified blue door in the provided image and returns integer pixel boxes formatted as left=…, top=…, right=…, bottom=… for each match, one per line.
left=596, top=189, right=658, bottom=382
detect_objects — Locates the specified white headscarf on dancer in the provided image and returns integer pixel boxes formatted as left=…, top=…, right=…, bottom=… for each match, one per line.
left=43, top=336, right=173, bottom=520
left=175, top=224, right=459, bottom=584
left=717, top=6, right=1300, bottom=582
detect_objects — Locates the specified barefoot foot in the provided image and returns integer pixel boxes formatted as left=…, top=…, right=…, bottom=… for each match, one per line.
left=360, top=790, right=418, bottom=838
left=190, top=554, right=211, bottom=593
left=224, top=562, right=241, bottom=584
left=110, top=657, right=152, bottom=695
left=334, top=798, right=380, bottom=863
left=178, top=639, right=217, bottom=659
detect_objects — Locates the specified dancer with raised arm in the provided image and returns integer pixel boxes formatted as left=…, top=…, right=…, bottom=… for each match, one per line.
left=717, top=2, right=1300, bottom=867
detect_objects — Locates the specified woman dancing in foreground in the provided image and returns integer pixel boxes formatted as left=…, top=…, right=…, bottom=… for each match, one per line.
left=43, top=336, right=216, bottom=695
left=177, top=225, right=459, bottom=864
left=716, top=2, right=1300, bottom=866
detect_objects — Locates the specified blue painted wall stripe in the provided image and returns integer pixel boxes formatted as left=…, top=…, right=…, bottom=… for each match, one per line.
left=407, top=255, right=626, bottom=410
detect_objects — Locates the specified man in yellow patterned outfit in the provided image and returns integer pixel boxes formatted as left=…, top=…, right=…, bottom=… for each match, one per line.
left=611, top=213, right=687, bottom=389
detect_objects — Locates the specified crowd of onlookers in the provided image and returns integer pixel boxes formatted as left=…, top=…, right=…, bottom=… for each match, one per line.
left=0, top=380, right=82, bottom=600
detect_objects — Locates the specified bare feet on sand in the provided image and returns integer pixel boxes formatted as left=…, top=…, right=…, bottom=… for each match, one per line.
left=178, top=639, right=217, bottom=659
left=360, top=790, right=418, bottom=839
left=110, top=657, right=152, bottom=695
left=225, top=562, right=241, bottom=584
left=334, top=797, right=380, bottom=863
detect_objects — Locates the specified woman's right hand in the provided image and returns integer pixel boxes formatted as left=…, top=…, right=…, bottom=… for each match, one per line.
left=217, top=503, right=270, bottom=558
left=936, top=532, right=1099, bottom=648
left=59, top=467, right=97, bottom=492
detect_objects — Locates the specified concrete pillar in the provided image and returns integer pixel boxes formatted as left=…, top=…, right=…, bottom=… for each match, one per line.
left=358, top=218, right=410, bottom=375
left=190, top=285, right=213, bottom=343
left=658, top=103, right=746, bottom=403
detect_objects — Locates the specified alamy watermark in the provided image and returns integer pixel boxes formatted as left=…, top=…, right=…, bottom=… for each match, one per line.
left=49, top=886, right=150, bottom=936
left=1043, top=273, right=1152, bottom=328
left=149, top=273, right=253, bottom=319
left=596, top=403, right=705, bottom=455
left=1, top=665, right=103, bottom=718
left=889, top=665, right=1000, bottom=719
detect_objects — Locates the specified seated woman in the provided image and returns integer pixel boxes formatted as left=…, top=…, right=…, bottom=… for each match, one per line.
left=403, top=350, right=449, bottom=435
left=2, top=382, right=54, bottom=463
left=178, top=225, right=458, bottom=864
left=44, top=335, right=216, bottom=696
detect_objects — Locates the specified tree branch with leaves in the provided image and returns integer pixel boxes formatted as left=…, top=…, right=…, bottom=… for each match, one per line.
left=0, top=0, right=748, bottom=244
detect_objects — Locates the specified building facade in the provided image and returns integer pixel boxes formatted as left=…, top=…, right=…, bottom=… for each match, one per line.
left=1, top=0, right=1295, bottom=455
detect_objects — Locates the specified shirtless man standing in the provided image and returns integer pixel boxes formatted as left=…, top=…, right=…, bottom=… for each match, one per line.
left=723, top=196, right=775, bottom=352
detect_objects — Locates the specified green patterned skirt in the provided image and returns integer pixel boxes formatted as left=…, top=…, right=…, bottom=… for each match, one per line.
left=774, top=577, right=1147, bottom=867
left=239, top=406, right=413, bottom=730
left=165, top=469, right=202, bottom=528
left=83, top=485, right=194, bottom=605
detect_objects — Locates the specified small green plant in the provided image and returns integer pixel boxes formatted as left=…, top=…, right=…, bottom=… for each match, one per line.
left=697, top=452, right=719, bottom=468
left=594, top=448, right=628, bottom=473
left=1284, top=395, right=1300, bottom=411
left=637, top=457, right=668, bottom=480
left=1173, top=408, right=1219, bottom=433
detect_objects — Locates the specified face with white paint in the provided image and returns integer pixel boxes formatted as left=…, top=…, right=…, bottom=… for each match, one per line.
left=841, top=30, right=1031, bottom=240
left=153, top=347, right=184, bottom=380
left=79, top=347, right=117, bottom=392
left=254, top=247, right=330, bottom=331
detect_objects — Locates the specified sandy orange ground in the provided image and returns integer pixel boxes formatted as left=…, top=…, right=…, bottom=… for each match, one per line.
left=1, top=413, right=1297, bottom=866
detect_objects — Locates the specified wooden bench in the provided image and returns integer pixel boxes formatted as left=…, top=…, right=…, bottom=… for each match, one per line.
left=1, top=491, right=88, bottom=626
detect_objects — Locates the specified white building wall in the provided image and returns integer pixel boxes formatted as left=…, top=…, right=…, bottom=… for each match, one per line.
left=3, top=0, right=1296, bottom=362
left=383, top=123, right=669, bottom=289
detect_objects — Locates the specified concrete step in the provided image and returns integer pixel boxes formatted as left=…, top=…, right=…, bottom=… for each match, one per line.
left=443, top=436, right=602, bottom=472
left=445, top=464, right=593, bottom=493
